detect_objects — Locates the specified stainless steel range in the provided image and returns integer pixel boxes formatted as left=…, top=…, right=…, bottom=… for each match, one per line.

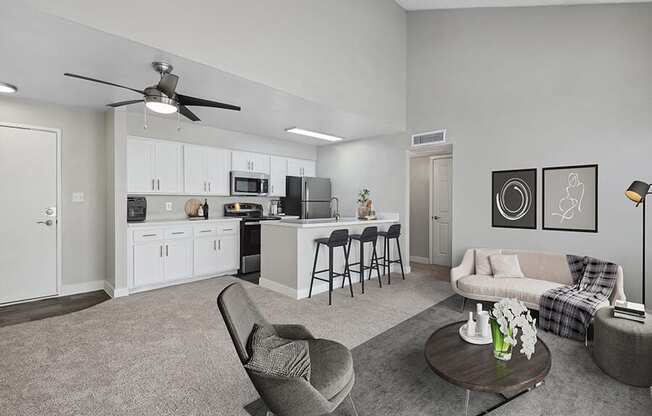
left=224, top=203, right=280, bottom=274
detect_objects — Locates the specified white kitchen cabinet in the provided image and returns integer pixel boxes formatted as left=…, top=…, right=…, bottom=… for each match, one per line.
left=287, top=158, right=316, bottom=177
left=232, top=151, right=270, bottom=174
left=163, top=239, right=194, bottom=281
left=133, top=241, right=164, bottom=287
left=216, top=234, right=238, bottom=273
left=127, top=137, right=182, bottom=194
left=194, top=236, right=220, bottom=276
left=184, top=145, right=231, bottom=195
left=269, top=156, right=288, bottom=197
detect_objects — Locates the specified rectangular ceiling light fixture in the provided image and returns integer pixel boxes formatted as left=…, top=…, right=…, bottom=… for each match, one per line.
left=285, top=127, right=344, bottom=142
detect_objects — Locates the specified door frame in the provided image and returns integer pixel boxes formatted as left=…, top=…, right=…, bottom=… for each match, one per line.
left=0, top=121, right=62, bottom=303
left=429, top=155, right=453, bottom=265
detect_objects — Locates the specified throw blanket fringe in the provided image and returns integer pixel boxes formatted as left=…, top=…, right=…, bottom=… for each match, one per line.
left=538, top=256, right=618, bottom=341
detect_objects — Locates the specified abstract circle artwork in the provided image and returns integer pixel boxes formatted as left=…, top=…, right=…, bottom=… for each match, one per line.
left=492, top=169, right=537, bottom=229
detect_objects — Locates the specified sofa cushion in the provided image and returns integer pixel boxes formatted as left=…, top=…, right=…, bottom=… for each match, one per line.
left=489, top=254, right=525, bottom=278
left=501, top=250, right=574, bottom=285
left=475, top=248, right=501, bottom=275
left=458, top=274, right=565, bottom=306
left=308, top=339, right=354, bottom=400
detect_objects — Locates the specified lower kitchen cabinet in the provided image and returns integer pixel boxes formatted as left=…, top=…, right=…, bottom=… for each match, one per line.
left=128, top=220, right=240, bottom=293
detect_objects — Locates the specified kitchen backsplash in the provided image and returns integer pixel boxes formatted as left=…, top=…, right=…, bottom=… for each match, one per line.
left=144, top=195, right=276, bottom=221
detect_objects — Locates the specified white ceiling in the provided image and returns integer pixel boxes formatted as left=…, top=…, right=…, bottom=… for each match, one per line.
left=0, top=4, right=400, bottom=146
left=396, top=0, right=652, bottom=10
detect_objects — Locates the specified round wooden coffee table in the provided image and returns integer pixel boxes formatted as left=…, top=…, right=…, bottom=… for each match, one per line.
left=425, top=321, right=551, bottom=416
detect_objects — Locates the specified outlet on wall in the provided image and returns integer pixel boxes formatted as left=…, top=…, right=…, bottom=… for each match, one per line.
left=165, top=202, right=173, bottom=211
left=72, top=192, right=84, bottom=202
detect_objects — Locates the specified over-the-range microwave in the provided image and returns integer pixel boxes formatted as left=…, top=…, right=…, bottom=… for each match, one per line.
left=230, top=171, right=269, bottom=196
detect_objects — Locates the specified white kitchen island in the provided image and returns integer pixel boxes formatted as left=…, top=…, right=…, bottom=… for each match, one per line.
left=260, top=215, right=400, bottom=299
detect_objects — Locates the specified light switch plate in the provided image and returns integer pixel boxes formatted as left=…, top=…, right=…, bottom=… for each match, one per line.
left=72, top=192, right=84, bottom=202
left=165, top=202, right=173, bottom=211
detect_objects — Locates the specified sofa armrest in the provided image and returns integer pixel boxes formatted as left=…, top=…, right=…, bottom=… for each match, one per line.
left=451, top=249, right=474, bottom=289
left=273, top=324, right=315, bottom=340
left=609, top=266, right=626, bottom=305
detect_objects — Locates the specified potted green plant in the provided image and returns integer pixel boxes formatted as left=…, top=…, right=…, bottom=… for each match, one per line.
left=357, top=188, right=371, bottom=219
left=490, top=298, right=537, bottom=361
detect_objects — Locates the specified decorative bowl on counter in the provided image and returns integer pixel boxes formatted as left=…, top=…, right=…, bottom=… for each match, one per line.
left=184, top=198, right=203, bottom=218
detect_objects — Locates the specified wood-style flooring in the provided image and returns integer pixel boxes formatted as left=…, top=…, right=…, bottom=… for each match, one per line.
left=0, top=290, right=110, bottom=328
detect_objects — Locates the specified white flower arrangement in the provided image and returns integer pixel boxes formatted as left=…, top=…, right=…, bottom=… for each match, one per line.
left=491, top=298, right=538, bottom=359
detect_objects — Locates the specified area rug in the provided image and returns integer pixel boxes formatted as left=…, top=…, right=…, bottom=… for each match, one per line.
left=247, top=295, right=651, bottom=415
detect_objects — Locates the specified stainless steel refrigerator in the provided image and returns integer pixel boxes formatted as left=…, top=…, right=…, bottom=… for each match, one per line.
left=282, top=176, right=332, bottom=219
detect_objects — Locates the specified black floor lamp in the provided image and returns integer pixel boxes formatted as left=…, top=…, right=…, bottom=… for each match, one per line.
left=625, top=180, right=651, bottom=305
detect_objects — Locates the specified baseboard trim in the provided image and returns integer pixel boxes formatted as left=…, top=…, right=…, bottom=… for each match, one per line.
left=128, top=271, right=237, bottom=295
left=103, top=281, right=129, bottom=298
left=60, top=280, right=106, bottom=296
left=259, top=278, right=299, bottom=299
left=410, top=256, right=430, bottom=264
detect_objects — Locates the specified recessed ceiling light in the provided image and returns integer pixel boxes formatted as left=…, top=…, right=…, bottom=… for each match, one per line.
left=285, top=127, right=344, bottom=142
left=0, top=82, right=18, bottom=94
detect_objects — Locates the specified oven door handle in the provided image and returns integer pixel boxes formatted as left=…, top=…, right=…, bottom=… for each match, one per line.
left=244, top=222, right=261, bottom=226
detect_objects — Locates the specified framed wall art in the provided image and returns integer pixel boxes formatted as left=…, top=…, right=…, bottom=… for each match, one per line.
left=542, top=164, right=597, bottom=232
left=492, top=168, right=537, bottom=229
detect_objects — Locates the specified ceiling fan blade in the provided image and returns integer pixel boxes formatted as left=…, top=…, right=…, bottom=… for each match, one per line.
left=157, top=73, right=179, bottom=98
left=179, top=105, right=200, bottom=122
left=106, top=99, right=144, bottom=108
left=64, top=73, right=144, bottom=94
left=177, top=94, right=241, bottom=111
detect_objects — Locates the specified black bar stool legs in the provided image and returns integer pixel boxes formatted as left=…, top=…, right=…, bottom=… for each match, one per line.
left=378, top=224, right=405, bottom=285
left=309, top=229, right=352, bottom=305
left=347, top=226, right=382, bottom=294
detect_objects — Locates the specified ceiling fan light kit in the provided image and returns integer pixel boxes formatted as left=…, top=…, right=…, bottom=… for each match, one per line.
left=63, top=61, right=241, bottom=122
left=0, top=82, right=18, bottom=94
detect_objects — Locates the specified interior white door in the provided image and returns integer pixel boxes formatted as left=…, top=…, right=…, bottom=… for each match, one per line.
left=154, top=141, right=182, bottom=193
left=269, top=156, right=287, bottom=196
left=430, top=157, right=452, bottom=266
left=127, top=138, right=156, bottom=193
left=0, top=126, right=58, bottom=304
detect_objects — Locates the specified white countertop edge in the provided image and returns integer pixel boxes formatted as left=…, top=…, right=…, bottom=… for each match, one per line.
left=261, top=218, right=399, bottom=229
left=128, top=218, right=242, bottom=228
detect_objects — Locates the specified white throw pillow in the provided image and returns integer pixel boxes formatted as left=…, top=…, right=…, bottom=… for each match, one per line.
left=475, top=248, right=501, bottom=275
left=489, top=254, right=525, bottom=278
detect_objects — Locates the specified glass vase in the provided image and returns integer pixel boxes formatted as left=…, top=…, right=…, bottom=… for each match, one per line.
left=490, top=318, right=513, bottom=361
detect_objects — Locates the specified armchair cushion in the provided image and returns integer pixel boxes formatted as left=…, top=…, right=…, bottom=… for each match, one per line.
left=245, top=323, right=311, bottom=382
left=308, top=338, right=354, bottom=400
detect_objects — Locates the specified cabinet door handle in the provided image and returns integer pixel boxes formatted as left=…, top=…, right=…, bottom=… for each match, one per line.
left=200, top=229, right=212, bottom=233
left=166, top=245, right=169, bottom=256
left=143, top=233, right=157, bottom=237
left=203, top=181, right=206, bottom=192
left=208, top=182, right=211, bottom=192
left=152, top=179, right=156, bottom=190
left=171, top=231, right=184, bottom=235
left=218, top=239, right=221, bottom=250
left=213, top=239, right=217, bottom=251
left=160, top=245, right=163, bottom=257
left=157, top=179, right=161, bottom=190
left=223, top=228, right=233, bottom=231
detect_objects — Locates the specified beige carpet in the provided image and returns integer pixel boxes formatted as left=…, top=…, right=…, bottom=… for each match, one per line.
left=0, top=266, right=452, bottom=416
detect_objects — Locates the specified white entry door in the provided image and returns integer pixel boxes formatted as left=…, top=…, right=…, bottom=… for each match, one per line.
left=0, top=125, right=59, bottom=304
left=430, top=157, right=452, bottom=266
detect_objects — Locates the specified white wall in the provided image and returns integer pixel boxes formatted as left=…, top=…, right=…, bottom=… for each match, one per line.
left=410, top=157, right=430, bottom=259
left=407, top=4, right=652, bottom=302
left=0, top=97, right=106, bottom=288
left=27, top=0, right=407, bottom=130
left=317, top=133, right=411, bottom=264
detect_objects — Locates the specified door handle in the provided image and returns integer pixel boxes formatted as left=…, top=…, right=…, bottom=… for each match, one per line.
left=218, top=239, right=221, bottom=250
left=157, top=179, right=161, bottom=191
left=203, top=181, right=206, bottom=192
left=36, top=220, right=54, bottom=226
left=160, top=245, right=163, bottom=257
left=208, top=182, right=211, bottom=192
left=433, top=216, right=440, bottom=220
left=214, top=239, right=217, bottom=251
left=152, top=179, right=156, bottom=191
left=166, top=245, right=169, bottom=256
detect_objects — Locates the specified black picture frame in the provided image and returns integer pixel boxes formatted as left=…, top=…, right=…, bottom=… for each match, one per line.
left=542, top=164, right=598, bottom=233
left=491, top=168, right=537, bottom=230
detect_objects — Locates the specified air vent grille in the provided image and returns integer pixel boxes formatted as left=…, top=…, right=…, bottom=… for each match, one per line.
left=411, top=129, right=446, bottom=147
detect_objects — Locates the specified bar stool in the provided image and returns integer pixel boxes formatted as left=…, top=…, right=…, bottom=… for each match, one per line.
left=309, top=229, right=353, bottom=305
left=378, top=224, right=405, bottom=284
left=346, top=226, right=382, bottom=294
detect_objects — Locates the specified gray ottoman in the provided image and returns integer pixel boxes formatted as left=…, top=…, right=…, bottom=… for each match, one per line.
left=592, top=307, right=652, bottom=387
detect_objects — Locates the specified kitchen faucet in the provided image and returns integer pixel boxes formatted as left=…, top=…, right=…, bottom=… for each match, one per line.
left=330, top=197, right=340, bottom=221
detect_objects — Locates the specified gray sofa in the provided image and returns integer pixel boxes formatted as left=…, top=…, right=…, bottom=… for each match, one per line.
left=217, top=283, right=358, bottom=416
left=451, top=249, right=626, bottom=310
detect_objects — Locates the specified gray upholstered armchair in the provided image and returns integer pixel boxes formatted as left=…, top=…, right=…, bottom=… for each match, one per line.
left=217, top=283, right=358, bottom=416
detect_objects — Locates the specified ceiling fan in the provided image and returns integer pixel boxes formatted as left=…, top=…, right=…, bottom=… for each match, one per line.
left=64, top=62, right=241, bottom=121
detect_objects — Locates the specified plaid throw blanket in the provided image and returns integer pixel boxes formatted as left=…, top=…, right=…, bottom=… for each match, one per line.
left=538, top=256, right=618, bottom=341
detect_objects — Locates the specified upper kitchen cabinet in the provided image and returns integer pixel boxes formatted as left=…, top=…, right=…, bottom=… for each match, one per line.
left=184, top=145, right=231, bottom=195
left=127, top=137, right=182, bottom=194
left=269, top=156, right=288, bottom=197
left=287, top=158, right=316, bottom=177
left=232, top=151, right=270, bottom=174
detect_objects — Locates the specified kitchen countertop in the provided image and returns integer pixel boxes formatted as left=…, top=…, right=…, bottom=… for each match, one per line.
left=261, top=216, right=398, bottom=229
left=127, top=217, right=242, bottom=228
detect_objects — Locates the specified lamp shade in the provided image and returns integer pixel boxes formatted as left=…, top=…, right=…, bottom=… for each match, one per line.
left=625, top=180, right=651, bottom=203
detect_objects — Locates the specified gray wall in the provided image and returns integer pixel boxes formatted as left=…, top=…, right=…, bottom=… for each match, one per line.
left=410, top=157, right=430, bottom=259
left=0, top=97, right=106, bottom=287
left=407, top=4, right=652, bottom=302
left=317, top=133, right=410, bottom=263
left=28, top=0, right=407, bottom=129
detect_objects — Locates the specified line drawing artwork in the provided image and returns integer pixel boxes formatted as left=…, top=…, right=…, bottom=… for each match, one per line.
left=552, top=172, right=584, bottom=223
left=495, top=178, right=532, bottom=221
